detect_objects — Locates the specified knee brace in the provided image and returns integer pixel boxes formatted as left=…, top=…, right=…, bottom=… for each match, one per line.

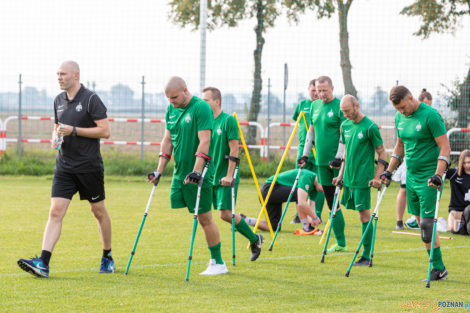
left=420, top=217, right=434, bottom=243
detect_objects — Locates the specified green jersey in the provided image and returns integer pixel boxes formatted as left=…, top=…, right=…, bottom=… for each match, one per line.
left=292, top=99, right=313, bottom=145
left=165, top=96, right=214, bottom=184
left=395, top=103, right=446, bottom=180
left=266, top=169, right=318, bottom=200
left=310, top=97, right=346, bottom=166
left=341, top=116, right=383, bottom=188
left=211, top=111, right=240, bottom=186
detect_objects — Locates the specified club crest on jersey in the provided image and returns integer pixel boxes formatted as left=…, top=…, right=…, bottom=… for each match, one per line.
left=327, top=110, right=333, bottom=118
left=184, top=115, right=191, bottom=123
left=416, top=122, right=422, bottom=132
left=358, top=131, right=364, bottom=139
left=217, top=128, right=222, bottom=135
left=76, top=102, right=83, bottom=112
left=305, top=184, right=310, bottom=191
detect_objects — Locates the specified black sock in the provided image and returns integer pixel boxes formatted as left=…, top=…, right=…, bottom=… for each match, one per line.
left=397, top=220, right=403, bottom=227
left=103, top=249, right=112, bottom=259
left=41, top=250, right=52, bottom=266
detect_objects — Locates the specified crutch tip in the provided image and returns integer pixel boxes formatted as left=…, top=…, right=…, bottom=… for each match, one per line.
left=268, top=247, right=273, bottom=251
left=185, top=278, right=189, bottom=282
left=345, top=272, right=350, bottom=277
left=320, top=257, right=325, bottom=263
left=425, top=282, right=430, bottom=288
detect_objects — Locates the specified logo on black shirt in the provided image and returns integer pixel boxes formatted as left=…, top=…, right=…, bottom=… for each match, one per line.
left=76, top=102, right=83, bottom=112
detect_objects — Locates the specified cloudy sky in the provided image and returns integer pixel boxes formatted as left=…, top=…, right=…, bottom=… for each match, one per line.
left=0, top=0, right=469, bottom=100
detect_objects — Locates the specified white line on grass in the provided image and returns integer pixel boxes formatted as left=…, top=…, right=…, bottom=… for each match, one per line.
left=3, top=245, right=469, bottom=277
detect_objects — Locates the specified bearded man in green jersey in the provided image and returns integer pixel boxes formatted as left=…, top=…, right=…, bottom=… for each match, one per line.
left=149, top=77, right=227, bottom=276
left=381, top=86, right=451, bottom=281
left=291, top=79, right=325, bottom=223
left=333, top=95, right=387, bottom=265
left=202, top=87, right=263, bottom=262
left=298, top=76, right=348, bottom=252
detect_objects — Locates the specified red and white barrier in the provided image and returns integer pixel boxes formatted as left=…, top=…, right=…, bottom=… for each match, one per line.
left=0, top=116, right=266, bottom=156
left=447, top=128, right=470, bottom=155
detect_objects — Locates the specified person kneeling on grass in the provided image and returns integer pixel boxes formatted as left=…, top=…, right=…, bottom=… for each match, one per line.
left=241, top=169, right=323, bottom=235
left=446, top=149, right=470, bottom=235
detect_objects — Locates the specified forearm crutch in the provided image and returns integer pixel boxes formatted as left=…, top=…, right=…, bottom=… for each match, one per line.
left=426, top=171, right=447, bottom=288
left=185, top=159, right=211, bottom=282
left=125, top=181, right=158, bottom=275
left=226, top=155, right=241, bottom=266
left=345, top=185, right=387, bottom=277
left=268, top=167, right=302, bottom=251
left=321, top=185, right=343, bottom=263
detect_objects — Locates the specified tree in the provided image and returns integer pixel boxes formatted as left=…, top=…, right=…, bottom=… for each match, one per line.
left=169, top=1, right=288, bottom=144
left=284, top=0, right=358, bottom=97
left=401, top=0, right=470, bottom=151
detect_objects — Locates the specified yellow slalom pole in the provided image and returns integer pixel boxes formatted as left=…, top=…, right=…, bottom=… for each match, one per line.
left=319, top=219, right=330, bottom=245
left=251, top=112, right=305, bottom=241
left=233, top=113, right=275, bottom=237
left=300, top=112, right=316, bottom=159
left=318, top=188, right=343, bottom=244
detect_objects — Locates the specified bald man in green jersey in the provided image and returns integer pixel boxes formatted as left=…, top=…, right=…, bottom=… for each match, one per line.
left=381, top=86, right=451, bottom=281
left=333, top=95, right=387, bottom=265
left=298, top=76, right=347, bottom=252
left=291, top=79, right=325, bottom=223
left=149, top=77, right=227, bottom=276
left=202, top=87, right=263, bottom=262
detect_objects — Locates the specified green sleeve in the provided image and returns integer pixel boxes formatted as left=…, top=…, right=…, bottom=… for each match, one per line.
left=292, top=103, right=300, bottom=121
left=368, top=123, right=383, bottom=148
left=427, top=110, right=447, bottom=138
left=226, top=115, right=239, bottom=140
left=196, top=102, right=213, bottom=132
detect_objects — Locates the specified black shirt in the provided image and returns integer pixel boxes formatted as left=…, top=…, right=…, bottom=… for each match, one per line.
left=54, top=84, right=107, bottom=173
left=446, top=168, right=470, bottom=211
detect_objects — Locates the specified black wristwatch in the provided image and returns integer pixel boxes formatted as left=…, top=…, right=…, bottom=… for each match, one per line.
left=72, top=126, right=77, bottom=136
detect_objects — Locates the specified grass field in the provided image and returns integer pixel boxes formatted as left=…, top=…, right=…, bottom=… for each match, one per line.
left=1, top=176, right=469, bottom=313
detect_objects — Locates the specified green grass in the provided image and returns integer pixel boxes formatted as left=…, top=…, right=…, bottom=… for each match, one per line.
left=1, top=176, right=469, bottom=313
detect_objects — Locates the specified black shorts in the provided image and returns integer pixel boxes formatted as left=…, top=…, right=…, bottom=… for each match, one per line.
left=52, top=170, right=105, bottom=202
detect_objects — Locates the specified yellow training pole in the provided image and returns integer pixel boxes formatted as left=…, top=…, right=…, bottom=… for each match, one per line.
left=318, top=188, right=343, bottom=244
left=301, top=112, right=316, bottom=159
left=233, top=113, right=275, bottom=237
left=251, top=112, right=305, bottom=239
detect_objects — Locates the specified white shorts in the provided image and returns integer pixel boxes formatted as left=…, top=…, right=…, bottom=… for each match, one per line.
left=392, top=160, right=406, bottom=186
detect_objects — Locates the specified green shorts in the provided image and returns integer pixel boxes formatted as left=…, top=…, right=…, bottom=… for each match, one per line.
left=316, top=165, right=338, bottom=186
left=296, top=146, right=317, bottom=172
left=212, top=184, right=238, bottom=211
left=341, top=186, right=371, bottom=211
left=406, top=176, right=437, bottom=218
left=170, top=180, right=212, bottom=214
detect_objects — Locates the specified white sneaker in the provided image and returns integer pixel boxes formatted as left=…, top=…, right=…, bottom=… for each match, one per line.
left=200, top=259, right=228, bottom=275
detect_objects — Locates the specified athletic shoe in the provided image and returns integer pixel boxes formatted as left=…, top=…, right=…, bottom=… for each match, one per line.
left=327, top=244, right=348, bottom=253
left=250, top=234, right=263, bottom=261
left=290, top=215, right=301, bottom=224
left=99, top=257, right=116, bottom=273
left=396, top=221, right=404, bottom=230
left=200, top=259, right=229, bottom=275
left=293, top=225, right=322, bottom=236
left=405, top=216, right=420, bottom=229
left=424, top=268, right=448, bottom=281
left=353, top=257, right=370, bottom=266
left=17, top=257, right=49, bottom=278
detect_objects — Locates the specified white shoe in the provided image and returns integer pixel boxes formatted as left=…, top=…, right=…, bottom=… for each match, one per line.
left=200, top=259, right=228, bottom=275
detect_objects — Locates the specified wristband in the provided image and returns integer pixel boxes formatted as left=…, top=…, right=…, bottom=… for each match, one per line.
left=72, top=126, right=77, bottom=136
left=195, top=152, right=212, bottom=161
left=159, top=152, right=171, bottom=161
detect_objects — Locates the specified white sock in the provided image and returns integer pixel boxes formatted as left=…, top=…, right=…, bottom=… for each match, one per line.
left=245, top=217, right=257, bottom=226
left=301, top=218, right=310, bottom=231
